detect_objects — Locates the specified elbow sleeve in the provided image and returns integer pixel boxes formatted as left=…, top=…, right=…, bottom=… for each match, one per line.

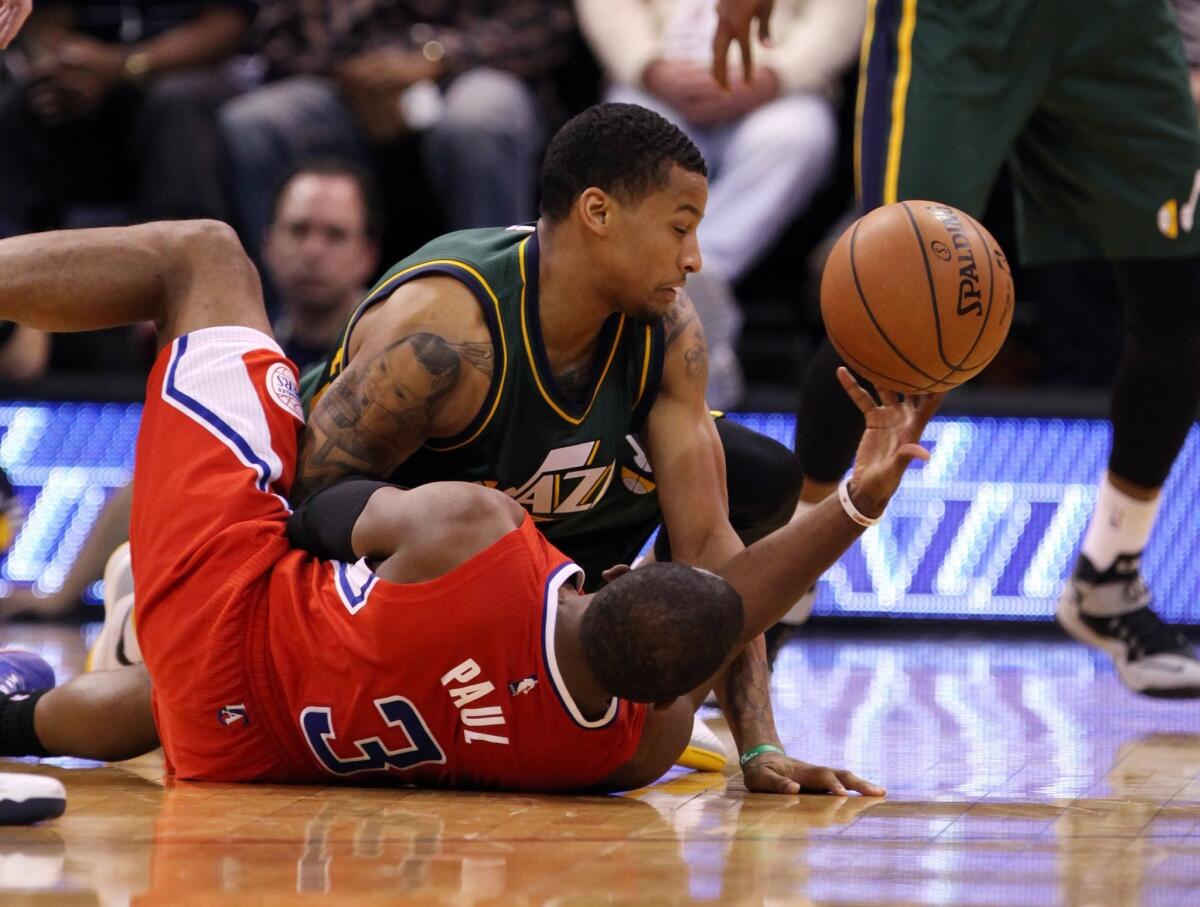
left=286, top=477, right=393, bottom=562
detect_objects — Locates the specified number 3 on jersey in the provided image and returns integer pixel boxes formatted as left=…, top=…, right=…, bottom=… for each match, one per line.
left=300, top=697, right=446, bottom=776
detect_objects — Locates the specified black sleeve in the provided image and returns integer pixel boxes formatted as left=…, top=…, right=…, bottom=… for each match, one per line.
left=286, top=477, right=394, bottom=562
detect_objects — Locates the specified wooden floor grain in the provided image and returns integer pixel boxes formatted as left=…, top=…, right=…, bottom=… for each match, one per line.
left=2, top=625, right=1198, bottom=905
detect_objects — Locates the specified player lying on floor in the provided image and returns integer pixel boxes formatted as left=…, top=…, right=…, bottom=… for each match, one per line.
left=0, top=220, right=939, bottom=793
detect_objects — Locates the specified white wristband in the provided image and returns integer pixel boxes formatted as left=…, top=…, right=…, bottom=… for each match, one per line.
left=838, top=477, right=882, bottom=527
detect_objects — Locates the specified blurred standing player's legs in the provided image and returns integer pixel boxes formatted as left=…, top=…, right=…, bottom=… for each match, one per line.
left=784, top=0, right=1200, bottom=695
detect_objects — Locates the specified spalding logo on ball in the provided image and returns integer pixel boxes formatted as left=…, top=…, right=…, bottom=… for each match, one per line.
left=820, top=201, right=1014, bottom=393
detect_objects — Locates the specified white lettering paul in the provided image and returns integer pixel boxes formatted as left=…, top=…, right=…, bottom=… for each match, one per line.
left=439, top=659, right=510, bottom=745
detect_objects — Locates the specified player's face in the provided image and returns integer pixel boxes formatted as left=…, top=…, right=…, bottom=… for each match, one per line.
left=608, top=166, right=707, bottom=322
left=264, top=174, right=378, bottom=314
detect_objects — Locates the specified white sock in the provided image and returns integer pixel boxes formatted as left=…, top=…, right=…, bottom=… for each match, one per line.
left=1079, top=474, right=1161, bottom=571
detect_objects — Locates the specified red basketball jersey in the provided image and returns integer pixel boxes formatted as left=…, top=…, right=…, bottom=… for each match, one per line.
left=261, top=517, right=649, bottom=791
left=133, top=327, right=646, bottom=792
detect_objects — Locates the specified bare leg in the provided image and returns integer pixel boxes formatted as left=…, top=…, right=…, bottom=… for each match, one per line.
left=0, top=220, right=268, bottom=343
left=0, top=222, right=269, bottom=762
left=34, top=666, right=158, bottom=761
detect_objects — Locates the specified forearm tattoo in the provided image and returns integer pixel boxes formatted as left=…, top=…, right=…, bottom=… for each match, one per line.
left=718, top=636, right=780, bottom=754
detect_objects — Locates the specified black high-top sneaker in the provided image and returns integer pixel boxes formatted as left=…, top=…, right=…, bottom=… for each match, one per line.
left=1057, top=553, right=1200, bottom=698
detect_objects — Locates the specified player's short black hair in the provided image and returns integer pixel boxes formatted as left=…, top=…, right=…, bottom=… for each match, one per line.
left=268, top=157, right=384, bottom=243
left=580, top=563, right=743, bottom=703
left=539, top=103, right=707, bottom=222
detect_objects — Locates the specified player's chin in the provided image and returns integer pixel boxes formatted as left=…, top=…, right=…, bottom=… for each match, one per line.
left=633, top=288, right=677, bottom=323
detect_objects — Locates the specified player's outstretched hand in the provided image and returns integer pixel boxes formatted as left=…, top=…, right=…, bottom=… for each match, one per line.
left=712, top=0, right=775, bottom=88
left=743, top=751, right=886, bottom=797
left=0, top=0, right=32, bottom=49
left=838, top=367, right=942, bottom=519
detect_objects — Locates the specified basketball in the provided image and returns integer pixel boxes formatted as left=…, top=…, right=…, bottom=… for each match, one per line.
left=820, top=201, right=1014, bottom=393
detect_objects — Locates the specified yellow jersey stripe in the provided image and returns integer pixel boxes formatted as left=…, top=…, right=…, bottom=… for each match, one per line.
left=427, top=257, right=513, bottom=452
left=633, top=324, right=652, bottom=411
left=853, top=0, right=880, bottom=205
left=884, top=0, right=918, bottom=205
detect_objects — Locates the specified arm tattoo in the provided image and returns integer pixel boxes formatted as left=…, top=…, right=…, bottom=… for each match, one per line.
left=663, top=296, right=698, bottom=347
left=454, top=341, right=494, bottom=379
left=684, top=326, right=708, bottom=382
left=716, top=636, right=781, bottom=755
left=293, top=331, right=481, bottom=501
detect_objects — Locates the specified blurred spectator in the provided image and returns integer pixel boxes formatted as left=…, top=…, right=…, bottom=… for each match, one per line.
left=266, top=159, right=382, bottom=372
left=221, top=0, right=576, bottom=260
left=0, top=0, right=255, bottom=238
left=576, top=0, right=863, bottom=408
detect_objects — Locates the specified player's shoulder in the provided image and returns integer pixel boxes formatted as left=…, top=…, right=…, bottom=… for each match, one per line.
left=662, top=291, right=702, bottom=350
left=376, top=225, right=533, bottom=288
left=355, top=275, right=490, bottom=358
left=654, top=290, right=708, bottom=399
left=360, top=226, right=532, bottom=343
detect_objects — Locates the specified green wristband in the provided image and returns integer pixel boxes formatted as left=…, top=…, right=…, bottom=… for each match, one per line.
left=739, top=743, right=785, bottom=767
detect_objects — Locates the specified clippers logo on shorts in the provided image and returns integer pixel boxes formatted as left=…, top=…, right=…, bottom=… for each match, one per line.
left=266, top=362, right=305, bottom=423
left=218, top=704, right=249, bottom=727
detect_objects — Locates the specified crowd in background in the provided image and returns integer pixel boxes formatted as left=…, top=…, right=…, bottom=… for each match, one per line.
left=2, top=0, right=1200, bottom=406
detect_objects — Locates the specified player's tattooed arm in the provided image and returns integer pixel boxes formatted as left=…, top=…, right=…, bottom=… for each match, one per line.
left=293, top=332, right=488, bottom=502
left=714, top=636, right=782, bottom=757
left=663, top=292, right=708, bottom=385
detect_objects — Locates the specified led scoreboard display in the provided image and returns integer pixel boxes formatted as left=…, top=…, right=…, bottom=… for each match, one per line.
left=2, top=402, right=1198, bottom=623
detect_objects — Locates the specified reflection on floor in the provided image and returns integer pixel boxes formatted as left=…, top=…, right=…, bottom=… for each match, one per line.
left=2, top=625, right=1198, bottom=905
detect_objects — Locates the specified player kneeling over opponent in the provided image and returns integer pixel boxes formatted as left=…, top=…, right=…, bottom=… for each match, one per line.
left=0, top=221, right=938, bottom=793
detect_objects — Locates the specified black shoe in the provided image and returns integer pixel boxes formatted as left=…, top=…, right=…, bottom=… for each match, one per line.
left=1057, top=553, right=1200, bottom=698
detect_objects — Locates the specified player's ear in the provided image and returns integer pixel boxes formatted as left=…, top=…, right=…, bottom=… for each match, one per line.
left=601, top=563, right=633, bottom=583
left=578, top=188, right=612, bottom=236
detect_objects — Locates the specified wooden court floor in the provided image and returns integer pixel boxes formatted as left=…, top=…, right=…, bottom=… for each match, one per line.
left=2, top=624, right=1199, bottom=906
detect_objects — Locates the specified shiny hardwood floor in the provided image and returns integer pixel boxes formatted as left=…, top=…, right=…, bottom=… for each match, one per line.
left=2, top=624, right=1199, bottom=905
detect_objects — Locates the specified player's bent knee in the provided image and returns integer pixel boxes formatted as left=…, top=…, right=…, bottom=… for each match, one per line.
left=157, top=219, right=270, bottom=344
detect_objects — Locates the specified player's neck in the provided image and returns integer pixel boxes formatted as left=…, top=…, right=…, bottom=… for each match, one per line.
left=553, top=589, right=615, bottom=720
left=537, top=220, right=617, bottom=368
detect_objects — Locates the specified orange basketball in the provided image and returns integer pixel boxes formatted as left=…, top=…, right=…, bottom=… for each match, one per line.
left=820, top=200, right=1014, bottom=393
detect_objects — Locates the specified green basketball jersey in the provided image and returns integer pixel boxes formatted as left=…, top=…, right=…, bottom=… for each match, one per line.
left=303, top=226, right=667, bottom=587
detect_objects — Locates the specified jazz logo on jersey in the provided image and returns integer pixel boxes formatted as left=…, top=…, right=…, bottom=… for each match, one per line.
left=508, top=675, right=538, bottom=696
left=504, top=441, right=614, bottom=518
left=218, top=704, right=249, bottom=727
left=502, top=437, right=654, bottom=518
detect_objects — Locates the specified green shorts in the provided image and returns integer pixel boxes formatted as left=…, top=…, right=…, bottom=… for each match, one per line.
left=855, top=0, right=1200, bottom=263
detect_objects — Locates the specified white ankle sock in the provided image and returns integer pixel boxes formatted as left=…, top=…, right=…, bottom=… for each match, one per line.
left=1079, top=474, right=1161, bottom=571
